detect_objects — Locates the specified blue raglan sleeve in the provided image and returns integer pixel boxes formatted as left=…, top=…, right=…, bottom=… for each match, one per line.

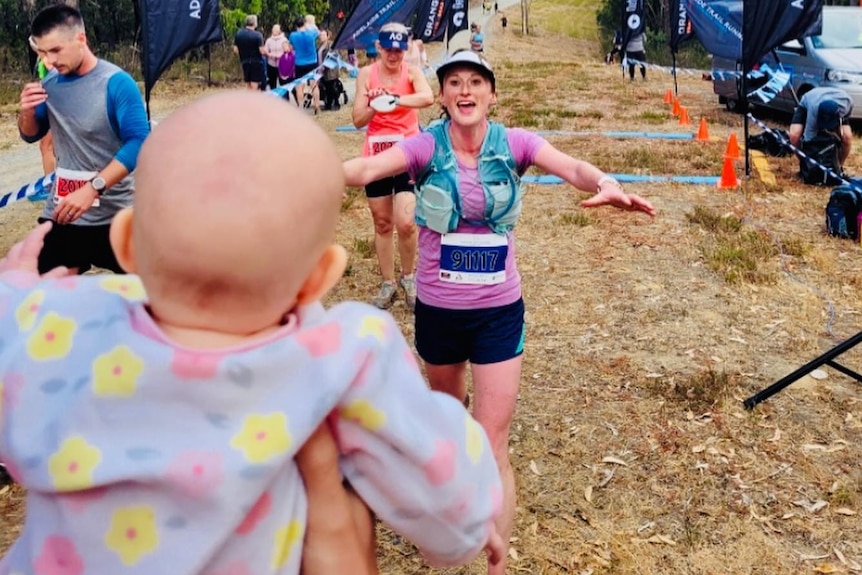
left=332, top=305, right=502, bottom=568
left=106, top=72, right=150, bottom=171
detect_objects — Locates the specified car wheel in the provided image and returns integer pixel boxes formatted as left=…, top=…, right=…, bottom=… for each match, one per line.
left=725, top=97, right=744, bottom=113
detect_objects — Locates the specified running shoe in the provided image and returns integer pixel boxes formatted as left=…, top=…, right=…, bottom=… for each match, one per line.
left=372, top=281, right=398, bottom=309
left=399, top=274, right=417, bottom=312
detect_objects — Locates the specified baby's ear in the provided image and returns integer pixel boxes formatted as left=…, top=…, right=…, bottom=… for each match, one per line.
left=109, top=207, right=137, bottom=273
left=295, top=245, right=348, bottom=306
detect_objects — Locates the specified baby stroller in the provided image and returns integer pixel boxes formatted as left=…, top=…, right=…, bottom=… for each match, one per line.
left=304, top=52, right=349, bottom=111
left=319, top=77, right=349, bottom=110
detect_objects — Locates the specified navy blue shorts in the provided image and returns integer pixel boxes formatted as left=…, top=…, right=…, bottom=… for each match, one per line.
left=415, top=298, right=525, bottom=365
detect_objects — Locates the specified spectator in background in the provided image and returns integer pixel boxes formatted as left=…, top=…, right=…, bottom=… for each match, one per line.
left=605, top=29, right=623, bottom=65
left=278, top=38, right=299, bottom=106
left=233, top=14, right=266, bottom=90
left=404, top=29, right=429, bottom=69
left=317, top=30, right=341, bottom=111
left=264, top=24, right=287, bottom=91
left=290, top=15, right=321, bottom=113
left=624, top=30, right=647, bottom=81
left=365, top=43, right=379, bottom=64
left=470, top=23, right=485, bottom=53
left=789, top=86, right=854, bottom=167
left=501, top=14, right=508, bottom=30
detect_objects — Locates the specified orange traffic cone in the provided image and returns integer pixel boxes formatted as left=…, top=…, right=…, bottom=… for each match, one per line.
left=696, top=117, right=710, bottom=141
left=663, top=88, right=674, bottom=105
left=679, top=106, right=691, bottom=126
left=724, top=133, right=740, bottom=159
left=671, top=97, right=681, bottom=117
left=717, top=156, right=739, bottom=189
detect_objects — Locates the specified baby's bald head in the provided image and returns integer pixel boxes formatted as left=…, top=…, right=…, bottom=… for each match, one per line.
left=125, top=91, right=345, bottom=333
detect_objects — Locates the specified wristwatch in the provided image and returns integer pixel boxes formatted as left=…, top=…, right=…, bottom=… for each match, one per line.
left=91, top=175, right=107, bottom=195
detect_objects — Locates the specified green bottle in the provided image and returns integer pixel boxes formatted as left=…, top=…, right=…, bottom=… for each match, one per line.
left=37, top=60, right=48, bottom=80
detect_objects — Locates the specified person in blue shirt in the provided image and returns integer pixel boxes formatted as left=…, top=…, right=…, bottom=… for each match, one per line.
left=17, top=3, right=149, bottom=275
left=290, top=15, right=321, bottom=113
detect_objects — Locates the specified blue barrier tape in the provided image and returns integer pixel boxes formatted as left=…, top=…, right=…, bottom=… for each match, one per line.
left=1, top=172, right=54, bottom=209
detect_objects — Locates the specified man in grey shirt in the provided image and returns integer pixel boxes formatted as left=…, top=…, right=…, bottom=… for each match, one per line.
left=789, top=86, right=854, bottom=166
left=17, top=3, right=149, bottom=274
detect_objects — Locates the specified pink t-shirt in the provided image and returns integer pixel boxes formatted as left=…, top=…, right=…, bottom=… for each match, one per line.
left=399, top=127, right=547, bottom=310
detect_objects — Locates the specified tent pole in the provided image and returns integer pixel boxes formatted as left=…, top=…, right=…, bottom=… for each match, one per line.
left=672, top=52, right=678, bottom=95
left=741, top=68, right=750, bottom=176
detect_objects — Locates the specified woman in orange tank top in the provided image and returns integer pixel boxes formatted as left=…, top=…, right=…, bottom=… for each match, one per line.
left=351, top=22, right=434, bottom=312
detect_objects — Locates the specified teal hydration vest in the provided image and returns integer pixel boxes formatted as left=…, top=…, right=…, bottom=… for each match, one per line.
left=414, top=120, right=524, bottom=235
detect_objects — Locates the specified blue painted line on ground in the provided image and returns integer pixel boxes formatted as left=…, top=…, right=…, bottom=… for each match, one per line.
left=523, top=174, right=719, bottom=185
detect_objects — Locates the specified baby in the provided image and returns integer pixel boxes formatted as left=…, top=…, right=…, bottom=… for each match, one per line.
left=0, top=92, right=502, bottom=574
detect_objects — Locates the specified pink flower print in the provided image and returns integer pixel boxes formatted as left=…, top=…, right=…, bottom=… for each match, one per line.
left=166, top=452, right=224, bottom=499
left=171, top=350, right=224, bottom=380
left=235, top=491, right=272, bottom=535
left=206, top=562, right=253, bottom=575
left=59, top=487, right=108, bottom=513
left=423, top=439, right=457, bottom=486
left=34, top=536, right=84, bottom=575
left=296, top=322, right=341, bottom=357
left=441, top=485, right=476, bottom=524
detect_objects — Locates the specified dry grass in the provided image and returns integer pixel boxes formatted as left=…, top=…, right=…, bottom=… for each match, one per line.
left=2, top=5, right=862, bottom=575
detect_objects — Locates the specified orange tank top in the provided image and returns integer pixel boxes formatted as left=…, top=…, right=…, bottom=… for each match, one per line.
left=363, top=62, right=420, bottom=157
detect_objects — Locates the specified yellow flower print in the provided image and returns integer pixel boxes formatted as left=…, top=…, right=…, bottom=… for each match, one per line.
left=48, top=436, right=102, bottom=491
left=230, top=413, right=292, bottom=463
left=340, top=400, right=386, bottom=431
left=104, top=505, right=159, bottom=566
left=99, top=275, right=147, bottom=301
left=271, top=520, right=304, bottom=569
left=27, top=312, right=76, bottom=361
left=465, top=416, right=484, bottom=465
left=15, top=289, right=45, bottom=332
left=358, top=316, right=387, bottom=343
left=92, top=345, right=144, bottom=398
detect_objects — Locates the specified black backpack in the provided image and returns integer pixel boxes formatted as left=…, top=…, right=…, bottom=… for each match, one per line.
left=748, top=129, right=791, bottom=157
left=825, top=180, right=862, bottom=239
left=800, top=131, right=844, bottom=186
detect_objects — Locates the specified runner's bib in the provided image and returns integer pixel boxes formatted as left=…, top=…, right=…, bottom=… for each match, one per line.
left=439, top=233, right=508, bottom=285
left=368, top=134, right=404, bottom=156
left=54, top=167, right=100, bottom=207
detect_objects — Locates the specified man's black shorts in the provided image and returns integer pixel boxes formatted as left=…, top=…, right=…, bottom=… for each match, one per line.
left=37, top=218, right=125, bottom=275
left=242, top=60, right=265, bottom=84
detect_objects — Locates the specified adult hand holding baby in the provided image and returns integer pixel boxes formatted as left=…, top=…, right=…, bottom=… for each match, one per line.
left=0, top=221, right=71, bottom=279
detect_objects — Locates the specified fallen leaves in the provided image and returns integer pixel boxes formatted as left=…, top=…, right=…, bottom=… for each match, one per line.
left=631, top=534, right=677, bottom=546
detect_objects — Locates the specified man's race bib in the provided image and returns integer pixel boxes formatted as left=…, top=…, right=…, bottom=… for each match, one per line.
left=439, top=233, right=508, bottom=285
left=368, top=134, right=404, bottom=156
left=54, top=167, right=100, bottom=207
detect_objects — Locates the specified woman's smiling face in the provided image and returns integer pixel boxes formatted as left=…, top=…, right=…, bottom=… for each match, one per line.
left=440, top=65, right=497, bottom=125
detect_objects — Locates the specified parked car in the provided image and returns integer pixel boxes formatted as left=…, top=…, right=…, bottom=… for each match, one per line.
left=712, top=5, right=862, bottom=120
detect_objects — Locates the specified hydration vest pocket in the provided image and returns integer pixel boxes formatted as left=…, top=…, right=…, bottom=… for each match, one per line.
left=485, top=179, right=524, bottom=231
left=417, top=182, right=460, bottom=234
